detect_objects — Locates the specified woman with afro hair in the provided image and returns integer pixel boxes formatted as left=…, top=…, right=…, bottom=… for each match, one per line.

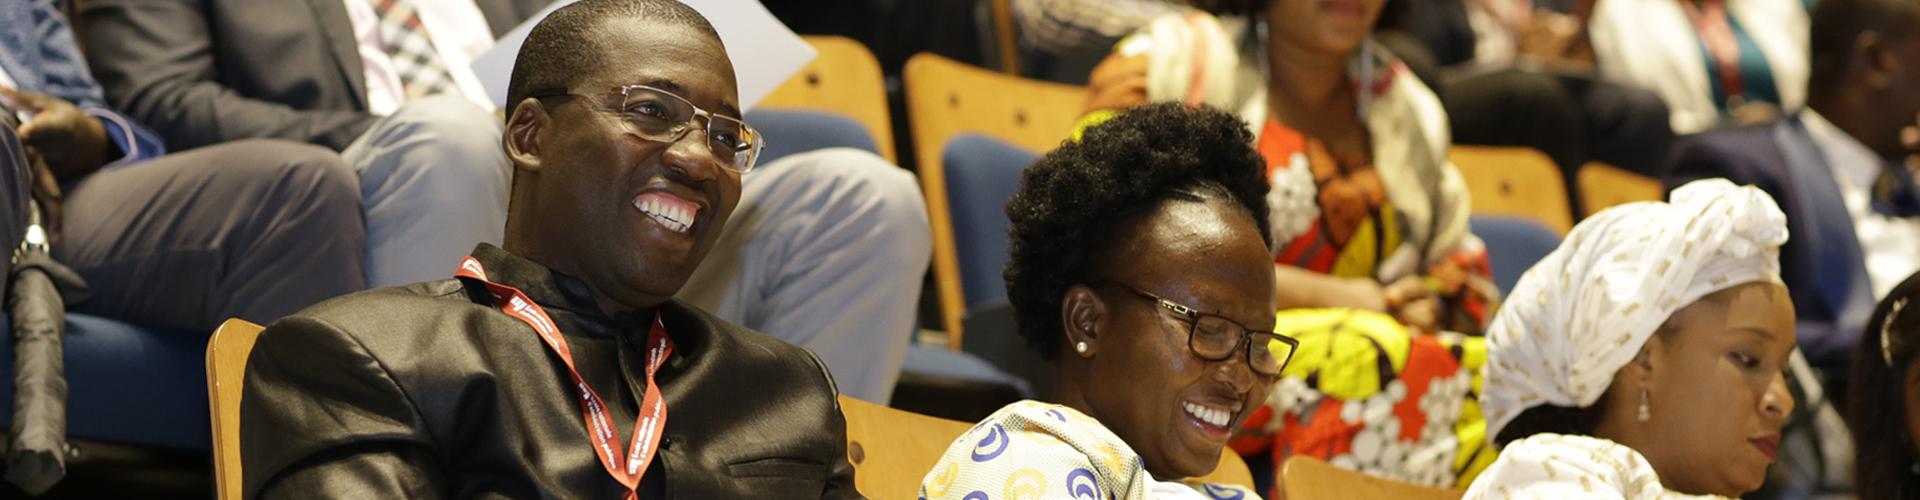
left=920, top=103, right=1289, bottom=499
left=1077, top=0, right=1500, bottom=492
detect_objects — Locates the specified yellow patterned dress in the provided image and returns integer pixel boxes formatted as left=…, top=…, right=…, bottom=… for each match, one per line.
left=1230, top=309, right=1496, bottom=492
left=920, top=401, right=1263, bottom=500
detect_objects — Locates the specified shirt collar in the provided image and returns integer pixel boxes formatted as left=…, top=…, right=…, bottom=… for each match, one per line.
left=463, top=243, right=619, bottom=321
left=461, top=243, right=720, bottom=359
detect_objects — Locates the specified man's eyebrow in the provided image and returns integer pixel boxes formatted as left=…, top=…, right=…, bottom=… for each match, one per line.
left=1728, top=327, right=1779, bottom=342
left=637, top=79, right=740, bottom=118
left=636, top=79, right=686, bottom=95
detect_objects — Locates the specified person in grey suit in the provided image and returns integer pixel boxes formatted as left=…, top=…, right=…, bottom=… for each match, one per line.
left=0, top=0, right=365, bottom=331
left=78, top=0, right=549, bottom=288
left=79, top=0, right=932, bottom=403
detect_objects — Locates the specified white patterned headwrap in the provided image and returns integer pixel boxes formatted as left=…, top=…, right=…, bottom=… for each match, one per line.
left=1480, top=179, right=1789, bottom=444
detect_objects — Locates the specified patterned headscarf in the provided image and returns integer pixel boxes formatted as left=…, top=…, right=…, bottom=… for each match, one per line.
left=1480, top=179, right=1789, bottom=443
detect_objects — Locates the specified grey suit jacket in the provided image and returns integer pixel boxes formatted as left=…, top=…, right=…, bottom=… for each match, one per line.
left=77, top=0, right=548, bottom=151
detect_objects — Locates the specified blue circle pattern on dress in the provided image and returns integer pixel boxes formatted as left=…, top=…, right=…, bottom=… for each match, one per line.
left=963, top=491, right=990, bottom=500
left=970, top=424, right=1010, bottom=462
left=1202, top=483, right=1244, bottom=500
left=1066, top=468, right=1099, bottom=500
left=1046, top=409, right=1067, bottom=422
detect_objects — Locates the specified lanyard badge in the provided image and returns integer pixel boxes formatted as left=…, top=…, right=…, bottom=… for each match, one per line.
left=456, top=257, right=673, bottom=499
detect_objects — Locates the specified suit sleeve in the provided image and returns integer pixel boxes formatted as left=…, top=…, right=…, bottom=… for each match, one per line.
left=821, top=398, right=862, bottom=499
left=1663, top=135, right=1775, bottom=195
left=75, top=0, right=376, bottom=151
left=240, top=315, right=443, bottom=499
left=803, top=350, right=863, bottom=499
left=23, top=0, right=167, bottom=164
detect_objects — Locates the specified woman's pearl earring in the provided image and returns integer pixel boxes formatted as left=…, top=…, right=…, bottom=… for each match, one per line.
left=1637, top=389, right=1652, bottom=422
left=1075, top=341, right=1090, bottom=356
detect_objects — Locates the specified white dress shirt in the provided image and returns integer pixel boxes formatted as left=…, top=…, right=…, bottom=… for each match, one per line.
left=1588, top=0, right=1809, bottom=134
left=343, top=0, right=497, bottom=115
left=1803, top=110, right=1920, bottom=300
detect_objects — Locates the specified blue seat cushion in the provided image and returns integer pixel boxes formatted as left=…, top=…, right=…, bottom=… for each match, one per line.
left=1470, top=215, right=1563, bottom=296
left=941, top=135, right=1038, bottom=309
left=0, top=313, right=206, bottom=451
left=743, top=108, right=880, bottom=166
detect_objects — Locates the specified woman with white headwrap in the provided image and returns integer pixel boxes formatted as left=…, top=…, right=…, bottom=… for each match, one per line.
left=1466, top=179, right=1797, bottom=498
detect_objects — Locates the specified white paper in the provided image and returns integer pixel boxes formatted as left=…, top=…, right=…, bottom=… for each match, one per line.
left=471, top=0, right=816, bottom=112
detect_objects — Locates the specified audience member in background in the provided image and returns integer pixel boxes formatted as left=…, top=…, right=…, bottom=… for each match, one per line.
left=1008, top=0, right=1269, bottom=83
left=80, top=0, right=931, bottom=403
left=0, top=0, right=364, bottom=331
left=1666, top=0, right=1920, bottom=403
left=79, top=0, right=541, bottom=288
left=1582, top=0, right=1810, bottom=134
left=1081, top=0, right=1500, bottom=490
left=1009, top=0, right=1189, bottom=83
left=240, top=1, right=856, bottom=497
left=1470, top=179, right=1795, bottom=498
left=1849, top=270, right=1920, bottom=500
left=1381, top=0, right=1676, bottom=193
left=921, top=104, right=1273, bottom=499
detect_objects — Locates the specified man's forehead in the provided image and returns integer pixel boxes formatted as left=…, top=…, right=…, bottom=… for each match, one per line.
left=579, top=23, right=738, bottom=112
left=582, top=69, right=741, bottom=118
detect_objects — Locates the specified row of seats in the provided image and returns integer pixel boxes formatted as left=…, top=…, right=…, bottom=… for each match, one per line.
left=0, top=34, right=1662, bottom=468
left=756, top=36, right=1665, bottom=346
left=210, top=317, right=1456, bottom=499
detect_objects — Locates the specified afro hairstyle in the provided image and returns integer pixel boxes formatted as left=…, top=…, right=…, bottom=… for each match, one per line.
left=1002, top=102, right=1273, bottom=360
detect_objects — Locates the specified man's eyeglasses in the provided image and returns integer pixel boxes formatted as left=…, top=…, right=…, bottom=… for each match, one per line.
left=1102, top=282, right=1299, bottom=376
left=531, top=84, right=764, bottom=173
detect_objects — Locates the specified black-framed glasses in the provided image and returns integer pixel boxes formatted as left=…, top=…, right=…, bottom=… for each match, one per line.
left=1101, top=282, right=1299, bottom=376
left=531, top=84, right=765, bottom=173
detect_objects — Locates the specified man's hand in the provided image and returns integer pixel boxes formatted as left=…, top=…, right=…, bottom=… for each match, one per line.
left=0, top=87, right=113, bottom=183
left=1517, top=11, right=1595, bottom=72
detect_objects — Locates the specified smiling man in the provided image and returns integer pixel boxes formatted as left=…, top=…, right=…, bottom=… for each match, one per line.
left=237, top=1, right=859, bottom=497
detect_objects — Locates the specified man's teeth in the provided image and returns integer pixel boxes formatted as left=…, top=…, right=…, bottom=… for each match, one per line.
left=634, top=198, right=695, bottom=234
left=1182, top=402, right=1234, bottom=428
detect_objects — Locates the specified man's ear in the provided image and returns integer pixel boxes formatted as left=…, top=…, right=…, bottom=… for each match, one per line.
left=504, top=98, right=548, bottom=174
left=1903, top=362, right=1920, bottom=446
left=1856, top=31, right=1895, bottom=90
left=1061, top=285, right=1108, bottom=358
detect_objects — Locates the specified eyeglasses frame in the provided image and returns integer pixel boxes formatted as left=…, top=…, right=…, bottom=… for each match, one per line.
left=528, top=84, right=765, bottom=173
left=1096, top=281, right=1300, bottom=376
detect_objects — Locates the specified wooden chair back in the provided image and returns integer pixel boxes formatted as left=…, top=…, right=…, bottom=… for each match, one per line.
left=839, top=395, right=975, bottom=498
left=1448, top=146, right=1574, bottom=235
left=1577, top=161, right=1665, bottom=218
left=1280, top=455, right=1464, bottom=500
left=208, top=318, right=265, bottom=500
left=840, top=395, right=1256, bottom=497
left=987, top=0, right=1020, bottom=73
left=902, top=52, right=1085, bottom=347
left=760, top=35, right=897, bottom=163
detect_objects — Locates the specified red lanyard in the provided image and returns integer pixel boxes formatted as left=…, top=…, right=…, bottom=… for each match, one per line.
left=1681, top=0, right=1747, bottom=107
left=456, top=257, right=672, bottom=499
